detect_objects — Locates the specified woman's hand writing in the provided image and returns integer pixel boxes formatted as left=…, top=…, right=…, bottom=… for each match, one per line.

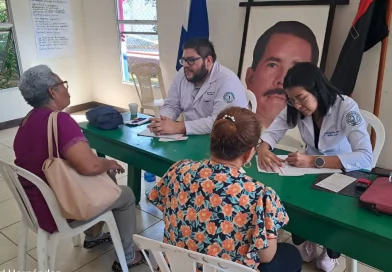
left=286, top=152, right=314, bottom=168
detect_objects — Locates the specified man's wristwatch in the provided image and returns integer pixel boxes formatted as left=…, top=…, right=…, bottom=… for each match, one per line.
left=314, top=157, right=325, bottom=168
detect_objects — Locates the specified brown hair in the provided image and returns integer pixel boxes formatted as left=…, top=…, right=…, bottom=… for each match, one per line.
left=210, top=107, right=262, bottom=161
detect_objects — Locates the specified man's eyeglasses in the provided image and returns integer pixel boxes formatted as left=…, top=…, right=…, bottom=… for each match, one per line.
left=51, top=81, right=68, bottom=89
left=179, top=57, right=203, bottom=66
left=287, top=95, right=309, bottom=107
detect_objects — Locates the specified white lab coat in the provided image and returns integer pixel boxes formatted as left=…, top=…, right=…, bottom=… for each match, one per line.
left=160, top=61, right=248, bottom=135
left=261, top=95, right=373, bottom=171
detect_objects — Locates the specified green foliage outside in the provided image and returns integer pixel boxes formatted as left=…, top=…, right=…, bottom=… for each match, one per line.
left=0, top=0, right=20, bottom=90
left=0, top=0, right=6, bottom=23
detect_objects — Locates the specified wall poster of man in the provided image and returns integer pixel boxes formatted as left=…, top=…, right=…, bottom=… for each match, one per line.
left=239, top=5, right=332, bottom=129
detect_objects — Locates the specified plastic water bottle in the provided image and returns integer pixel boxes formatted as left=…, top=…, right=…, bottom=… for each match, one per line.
left=144, top=171, right=156, bottom=197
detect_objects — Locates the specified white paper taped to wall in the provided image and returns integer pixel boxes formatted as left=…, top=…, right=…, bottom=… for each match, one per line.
left=30, top=0, right=75, bottom=58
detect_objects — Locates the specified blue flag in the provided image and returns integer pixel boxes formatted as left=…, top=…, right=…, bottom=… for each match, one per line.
left=176, top=0, right=209, bottom=71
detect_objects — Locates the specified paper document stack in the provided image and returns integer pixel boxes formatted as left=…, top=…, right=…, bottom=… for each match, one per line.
left=137, top=128, right=188, bottom=141
left=315, top=173, right=356, bottom=192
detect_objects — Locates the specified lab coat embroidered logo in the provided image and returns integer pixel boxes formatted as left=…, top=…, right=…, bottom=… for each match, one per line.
left=346, top=111, right=362, bottom=126
left=223, top=92, right=235, bottom=103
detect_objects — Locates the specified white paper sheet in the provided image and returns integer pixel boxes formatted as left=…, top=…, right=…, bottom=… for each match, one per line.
left=159, top=137, right=188, bottom=142
left=30, top=0, right=75, bottom=58
left=315, top=173, right=356, bottom=192
left=256, top=155, right=342, bottom=176
left=138, top=128, right=186, bottom=140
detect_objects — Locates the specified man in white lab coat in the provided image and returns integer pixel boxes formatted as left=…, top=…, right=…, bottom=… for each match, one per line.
left=148, top=38, right=248, bottom=135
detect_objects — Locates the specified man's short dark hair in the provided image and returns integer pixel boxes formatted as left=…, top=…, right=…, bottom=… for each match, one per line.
left=251, top=21, right=319, bottom=70
left=183, top=38, right=217, bottom=62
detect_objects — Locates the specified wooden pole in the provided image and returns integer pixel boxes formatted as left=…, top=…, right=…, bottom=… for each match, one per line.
left=371, top=0, right=392, bottom=147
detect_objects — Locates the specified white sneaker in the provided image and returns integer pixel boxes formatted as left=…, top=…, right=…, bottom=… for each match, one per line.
left=316, top=248, right=339, bottom=272
left=297, top=241, right=317, bottom=263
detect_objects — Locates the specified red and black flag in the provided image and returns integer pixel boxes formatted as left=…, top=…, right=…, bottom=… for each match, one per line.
left=330, top=0, right=389, bottom=96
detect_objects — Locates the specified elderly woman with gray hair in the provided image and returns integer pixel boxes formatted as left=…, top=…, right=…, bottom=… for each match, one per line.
left=13, top=65, right=146, bottom=271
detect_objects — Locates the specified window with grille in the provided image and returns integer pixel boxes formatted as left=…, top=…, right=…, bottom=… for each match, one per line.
left=0, top=0, right=20, bottom=90
left=116, top=0, right=159, bottom=86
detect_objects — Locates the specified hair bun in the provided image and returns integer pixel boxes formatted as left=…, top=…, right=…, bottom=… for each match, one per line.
left=210, top=106, right=262, bottom=161
left=211, top=118, right=237, bottom=141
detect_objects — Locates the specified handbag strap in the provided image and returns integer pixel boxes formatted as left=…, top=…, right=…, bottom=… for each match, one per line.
left=47, top=111, right=60, bottom=158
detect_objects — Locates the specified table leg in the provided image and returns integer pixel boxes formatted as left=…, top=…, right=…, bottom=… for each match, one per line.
left=127, top=165, right=142, bottom=205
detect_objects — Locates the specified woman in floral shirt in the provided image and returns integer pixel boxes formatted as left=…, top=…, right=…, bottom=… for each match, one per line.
left=149, top=107, right=302, bottom=271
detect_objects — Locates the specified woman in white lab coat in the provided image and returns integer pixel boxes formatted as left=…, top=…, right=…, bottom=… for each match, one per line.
left=257, top=62, right=373, bottom=272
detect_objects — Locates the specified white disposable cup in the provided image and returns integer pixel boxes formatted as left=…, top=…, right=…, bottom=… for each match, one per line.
left=129, top=103, right=138, bottom=115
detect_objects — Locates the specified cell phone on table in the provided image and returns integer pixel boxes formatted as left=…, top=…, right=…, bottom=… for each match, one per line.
left=355, top=178, right=371, bottom=191
left=124, top=117, right=149, bottom=126
left=130, top=117, right=146, bottom=123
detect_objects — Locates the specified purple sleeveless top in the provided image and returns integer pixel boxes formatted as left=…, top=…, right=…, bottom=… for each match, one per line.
left=14, top=108, right=87, bottom=233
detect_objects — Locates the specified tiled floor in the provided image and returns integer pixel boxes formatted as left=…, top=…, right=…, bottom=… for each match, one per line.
left=0, top=112, right=382, bottom=272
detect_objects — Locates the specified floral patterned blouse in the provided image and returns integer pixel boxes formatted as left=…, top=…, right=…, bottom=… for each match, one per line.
left=148, top=159, right=289, bottom=271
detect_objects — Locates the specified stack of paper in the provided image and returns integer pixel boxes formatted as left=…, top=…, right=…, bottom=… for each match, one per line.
left=315, top=173, right=356, bottom=192
left=256, top=155, right=342, bottom=176
left=137, top=128, right=188, bottom=141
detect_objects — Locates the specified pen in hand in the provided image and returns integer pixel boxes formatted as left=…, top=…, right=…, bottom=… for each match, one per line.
left=276, top=155, right=287, bottom=174
left=278, top=165, right=283, bottom=175
left=285, top=150, right=299, bottom=162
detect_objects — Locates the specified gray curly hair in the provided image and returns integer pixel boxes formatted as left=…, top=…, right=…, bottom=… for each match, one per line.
left=18, top=65, right=58, bottom=108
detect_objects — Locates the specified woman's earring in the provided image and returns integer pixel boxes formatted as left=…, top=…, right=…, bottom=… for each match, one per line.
left=243, top=162, right=252, bottom=168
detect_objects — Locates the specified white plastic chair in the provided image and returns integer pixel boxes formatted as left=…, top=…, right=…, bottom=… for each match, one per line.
left=133, top=234, right=254, bottom=272
left=360, top=109, right=385, bottom=168
left=130, top=62, right=167, bottom=117
left=245, top=89, right=257, bottom=113
left=0, top=159, right=129, bottom=272
left=345, top=110, right=385, bottom=272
